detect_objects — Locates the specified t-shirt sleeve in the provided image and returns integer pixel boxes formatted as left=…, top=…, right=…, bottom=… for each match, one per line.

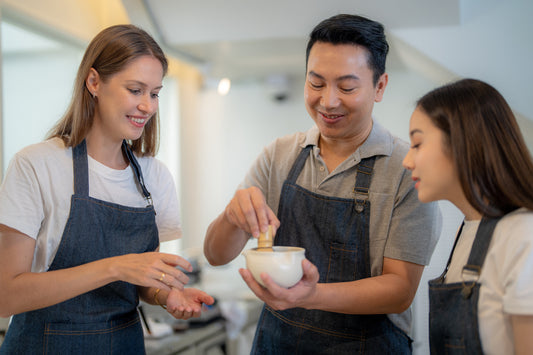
left=149, top=159, right=182, bottom=242
left=239, top=143, right=273, bottom=196
left=239, top=135, right=301, bottom=215
left=0, top=152, right=45, bottom=239
left=499, top=212, right=533, bottom=314
left=384, top=168, right=442, bottom=265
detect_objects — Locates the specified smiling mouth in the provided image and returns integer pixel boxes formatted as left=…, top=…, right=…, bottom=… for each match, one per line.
left=319, top=111, right=344, bottom=123
left=128, top=116, right=148, bottom=127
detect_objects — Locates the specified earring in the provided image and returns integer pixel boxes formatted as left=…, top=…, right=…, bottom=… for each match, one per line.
left=92, top=92, right=97, bottom=99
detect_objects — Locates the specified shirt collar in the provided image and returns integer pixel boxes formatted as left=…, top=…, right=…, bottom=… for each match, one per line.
left=300, top=120, right=394, bottom=159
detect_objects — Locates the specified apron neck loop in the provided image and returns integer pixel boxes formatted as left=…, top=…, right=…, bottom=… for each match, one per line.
left=122, top=140, right=153, bottom=206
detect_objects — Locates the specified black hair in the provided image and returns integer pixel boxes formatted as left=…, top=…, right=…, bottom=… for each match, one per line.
left=306, top=14, right=389, bottom=85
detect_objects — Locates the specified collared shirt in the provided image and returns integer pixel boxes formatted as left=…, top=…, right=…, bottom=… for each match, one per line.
left=240, top=120, right=442, bottom=334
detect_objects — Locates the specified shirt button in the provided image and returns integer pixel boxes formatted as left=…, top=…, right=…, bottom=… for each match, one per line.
left=319, top=166, right=325, bottom=171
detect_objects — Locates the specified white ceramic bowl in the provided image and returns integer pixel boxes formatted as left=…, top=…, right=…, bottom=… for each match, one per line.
left=242, top=246, right=305, bottom=288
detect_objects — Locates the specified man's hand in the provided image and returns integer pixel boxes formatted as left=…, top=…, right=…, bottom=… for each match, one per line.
left=224, top=186, right=280, bottom=238
left=239, top=258, right=319, bottom=310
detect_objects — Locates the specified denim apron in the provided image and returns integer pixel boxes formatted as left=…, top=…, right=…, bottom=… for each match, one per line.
left=251, top=146, right=411, bottom=354
left=1, top=140, right=159, bottom=355
left=428, top=217, right=500, bottom=354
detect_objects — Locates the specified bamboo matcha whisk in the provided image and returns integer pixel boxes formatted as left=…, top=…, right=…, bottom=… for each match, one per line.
left=257, top=225, right=274, bottom=251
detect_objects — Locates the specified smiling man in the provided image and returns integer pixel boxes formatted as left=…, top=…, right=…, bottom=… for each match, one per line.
left=204, top=14, right=442, bottom=354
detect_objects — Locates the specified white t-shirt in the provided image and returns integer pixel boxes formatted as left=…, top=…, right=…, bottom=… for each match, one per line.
left=0, top=138, right=182, bottom=272
left=445, top=208, right=533, bottom=355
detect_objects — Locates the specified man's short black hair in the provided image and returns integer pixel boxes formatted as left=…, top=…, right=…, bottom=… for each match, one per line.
left=306, top=14, right=389, bottom=85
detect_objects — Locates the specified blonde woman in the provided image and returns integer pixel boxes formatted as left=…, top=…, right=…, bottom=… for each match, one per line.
left=0, top=25, right=213, bottom=354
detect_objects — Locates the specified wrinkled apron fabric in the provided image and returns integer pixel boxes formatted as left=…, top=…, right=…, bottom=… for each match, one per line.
left=429, top=217, right=500, bottom=355
left=252, top=146, right=411, bottom=354
left=1, top=140, right=158, bottom=355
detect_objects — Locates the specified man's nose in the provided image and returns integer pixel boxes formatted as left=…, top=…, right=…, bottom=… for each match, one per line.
left=320, top=87, right=340, bottom=109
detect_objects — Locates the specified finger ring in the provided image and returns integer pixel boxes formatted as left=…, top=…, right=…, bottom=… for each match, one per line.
left=159, top=273, right=165, bottom=282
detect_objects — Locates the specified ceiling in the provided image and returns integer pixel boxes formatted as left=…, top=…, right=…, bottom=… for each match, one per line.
left=122, top=0, right=462, bottom=82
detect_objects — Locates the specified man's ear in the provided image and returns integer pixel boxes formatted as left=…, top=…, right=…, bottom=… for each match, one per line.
left=374, top=72, right=388, bottom=103
left=85, top=68, right=100, bottom=97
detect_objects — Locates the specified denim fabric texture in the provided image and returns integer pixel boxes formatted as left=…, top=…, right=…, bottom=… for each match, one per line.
left=1, top=140, right=158, bottom=355
left=429, top=217, right=500, bottom=355
left=251, top=146, right=411, bottom=354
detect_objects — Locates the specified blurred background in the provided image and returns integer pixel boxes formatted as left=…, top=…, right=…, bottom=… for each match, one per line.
left=1, top=0, right=532, bottom=354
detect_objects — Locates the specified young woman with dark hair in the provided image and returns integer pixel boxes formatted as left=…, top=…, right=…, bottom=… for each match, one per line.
left=403, top=78, right=533, bottom=354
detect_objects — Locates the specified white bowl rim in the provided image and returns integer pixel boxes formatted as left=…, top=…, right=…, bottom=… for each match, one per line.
left=247, top=246, right=305, bottom=254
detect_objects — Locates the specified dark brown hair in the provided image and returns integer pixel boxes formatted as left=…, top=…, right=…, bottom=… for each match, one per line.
left=48, top=24, right=168, bottom=156
left=417, top=78, right=533, bottom=217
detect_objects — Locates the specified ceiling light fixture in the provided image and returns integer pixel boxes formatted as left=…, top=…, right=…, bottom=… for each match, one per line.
left=217, top=78, right=231, bottom=96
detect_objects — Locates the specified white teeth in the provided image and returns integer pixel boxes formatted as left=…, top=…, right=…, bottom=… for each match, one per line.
left=130, top=116, right=145, bottom=124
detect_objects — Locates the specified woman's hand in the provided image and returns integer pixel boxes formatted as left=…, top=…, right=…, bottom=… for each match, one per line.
left=165, top=288, right=215, bottom=320
left=109, top=252, right=192, bottom=292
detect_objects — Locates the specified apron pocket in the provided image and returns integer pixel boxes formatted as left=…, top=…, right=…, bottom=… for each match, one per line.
left=326, top=241, right=359, bottom=283
left=43, top=314, right=144, bottom=355
left=442, top=337, right=467, bottom=354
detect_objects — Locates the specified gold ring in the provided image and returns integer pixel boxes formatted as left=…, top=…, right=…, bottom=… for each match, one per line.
left=159, top=273, right=165, bottom=282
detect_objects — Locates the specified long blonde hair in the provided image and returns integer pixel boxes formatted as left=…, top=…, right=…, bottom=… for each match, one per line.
left=47, top=24, right=168, bottom=156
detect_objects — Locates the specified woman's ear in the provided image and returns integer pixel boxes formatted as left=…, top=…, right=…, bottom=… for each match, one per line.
left=85, top=68, right=100, bottom=97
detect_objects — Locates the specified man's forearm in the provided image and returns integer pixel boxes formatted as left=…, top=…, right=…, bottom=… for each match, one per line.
left=204, top=213, right=250, bottom=266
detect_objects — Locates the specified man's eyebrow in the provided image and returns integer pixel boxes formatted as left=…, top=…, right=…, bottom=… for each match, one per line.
left=337, top=74, right=360, bottom=81
left=307, top=71, right=324, bottom=80
left=307, top=71, right=360, bottom=81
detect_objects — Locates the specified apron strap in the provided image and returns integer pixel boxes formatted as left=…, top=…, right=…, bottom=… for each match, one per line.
left=435, top=222, right=465, bottom=282
left=286, top=145, right=313, bottom=183
left=461, top=216, right=501, bottom=298
left=286, top=146, right=377, bottom=214
left=71, top=139, right=152, bottom=206
left=353, top=157, right=376, bottom=213
left=463, top=217, right=500, bottom=274
left=73, top=140, right=89, bottom=196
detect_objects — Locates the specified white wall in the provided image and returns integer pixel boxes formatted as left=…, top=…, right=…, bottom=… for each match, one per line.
left=394, top=0, right=533, bottom=121
left=2, top=49, right=81, bottom=169
left=179, top=76, right=308, bottom=250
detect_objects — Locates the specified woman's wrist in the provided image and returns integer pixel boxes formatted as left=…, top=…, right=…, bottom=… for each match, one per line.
left=153, top=288, right=167, bottom=309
